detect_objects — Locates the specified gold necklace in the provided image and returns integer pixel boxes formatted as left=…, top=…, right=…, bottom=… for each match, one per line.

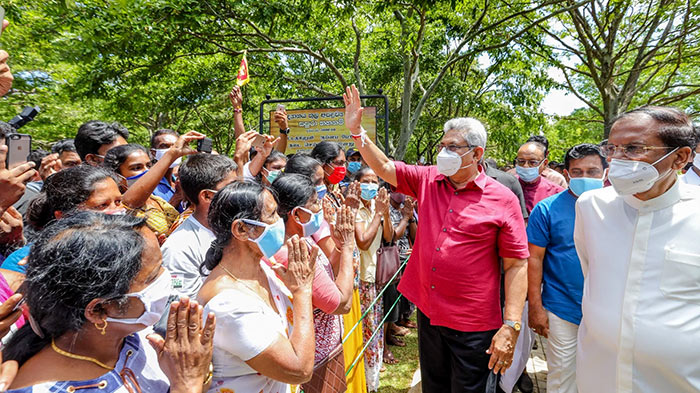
left=51, top=338, right=114, bottom=370
left=220, top=265, right=264, bottom=298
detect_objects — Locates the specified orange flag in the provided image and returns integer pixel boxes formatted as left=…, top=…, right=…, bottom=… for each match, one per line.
left=236, top=51, right=250, bottom=87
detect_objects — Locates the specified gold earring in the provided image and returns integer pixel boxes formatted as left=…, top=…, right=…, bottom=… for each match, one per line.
left=94, top=318, right=108, bottom=335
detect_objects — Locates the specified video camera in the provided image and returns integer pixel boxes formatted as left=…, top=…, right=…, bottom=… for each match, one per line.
left=8, top=106, right=40, bottom=130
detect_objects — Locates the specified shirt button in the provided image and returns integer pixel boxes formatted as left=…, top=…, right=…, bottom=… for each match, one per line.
left=432, top=267, right=436, bottom=271
left=449, top=209, right=453, bottom=213
left=442, top=228, right=447, bottom=232
left=436, top=247, right=440, bottom=251
left=454, top=192, right=459, bottom=195
left=431, top=285, right=435, bottom=289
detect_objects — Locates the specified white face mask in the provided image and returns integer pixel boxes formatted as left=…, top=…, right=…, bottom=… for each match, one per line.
left=106, top=269, right=172, bottom=328
left=608, top=148, right=678, bottom=195
left=693, top=153, right=700, bottom=169
left=153, top=149, right=181, bottom=169
left=436, top=148, right=474, bottom=177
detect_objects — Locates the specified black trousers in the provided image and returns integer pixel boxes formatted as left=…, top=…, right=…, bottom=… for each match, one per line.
left=417, top=310, right=499, bottom=393
left=382, top=283, right=401, bottom=324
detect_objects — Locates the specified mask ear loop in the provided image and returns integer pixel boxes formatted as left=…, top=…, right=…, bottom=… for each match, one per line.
left=241, top=219, right=269, bottom=242
left=457, top=147, right=476, bottom=171
left=650, top=147, right=680, bottom=180
left=291, top=207, right=304, bottom=226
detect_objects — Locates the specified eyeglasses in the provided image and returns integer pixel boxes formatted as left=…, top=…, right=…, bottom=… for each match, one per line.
left=568, top=168, right=604, bottom=178
left=601, top=144, right=673, bottom=159
left=515, top=158, right=544, bottom=167
left=437, top=144, right=474, bottom=153
left=329, top=159, right=346, bottom=167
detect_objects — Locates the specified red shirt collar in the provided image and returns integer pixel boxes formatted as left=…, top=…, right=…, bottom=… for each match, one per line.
left=435, top=165, right=487, bottom=191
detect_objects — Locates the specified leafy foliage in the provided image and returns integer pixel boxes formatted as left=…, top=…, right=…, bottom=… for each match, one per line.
left=3, top=0, right=700, bottom=162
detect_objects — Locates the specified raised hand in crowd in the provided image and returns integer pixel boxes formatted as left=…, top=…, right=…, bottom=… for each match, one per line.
left=375, top=187, right=391, bottom=218
left=400, top=197, right=416, bottom=220
left=247, top=134, right=280, bottom=178
left=0, top=207, right=23, bottom=245
left=0, top=21, right=13, bottom=97
left=228, top=86, right=243, bottom=109
left=233, top=130, right=259, bottom=175
left=343, top=84, right=364, bottom=135
left=256, top=134, right=279, bottom=158
left=229, top=86, right=246, bottom=139
left=0, top=144, right=37, bottom=212
left=322, top=196, right=337, bottom=226
left=122, top=131, right=205, bottom=209
left=272, top=235, right=317, bottom=296
left=332, top=205, right=357, bottom=252
left=38, top=153, right=62, bottom=181
left=274, top=108, right=288, bottom=130
left=172, top=131, right=207, bottom=157
left=273, top=106, right=289, bottom=154
left=147, top=297, right=216, bottom=393
left=344, top=181, right=362, bottom=210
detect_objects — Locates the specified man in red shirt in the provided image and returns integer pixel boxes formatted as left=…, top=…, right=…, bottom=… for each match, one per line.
left=515, top=141, right=565, bottom=213
left=343, top=85, right=529, bottom=392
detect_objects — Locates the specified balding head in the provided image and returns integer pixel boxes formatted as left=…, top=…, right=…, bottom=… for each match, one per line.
left=518, top=142, right=547, bottom=160
left=612, top=106, right=694, bottom=150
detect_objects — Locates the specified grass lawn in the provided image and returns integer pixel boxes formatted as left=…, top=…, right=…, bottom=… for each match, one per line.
left=377, top=314, right=420, bottom=393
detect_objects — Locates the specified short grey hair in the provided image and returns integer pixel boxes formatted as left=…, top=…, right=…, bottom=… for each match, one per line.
left=443, top=117, right=487, bottom=148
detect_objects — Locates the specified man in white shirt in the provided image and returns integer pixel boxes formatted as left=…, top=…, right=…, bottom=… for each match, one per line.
left=161, top=153, right=238, bottom=298
left=574, top=106, right=699, bottom=393
left=680, top=125, right=700, bottom=185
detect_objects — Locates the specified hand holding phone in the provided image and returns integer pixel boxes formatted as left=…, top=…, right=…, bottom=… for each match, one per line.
left=251, top=134, right=266, bottom=149
left=197, top=137, right=213, bottom=154
left=5, top=134, right=31, bottom=169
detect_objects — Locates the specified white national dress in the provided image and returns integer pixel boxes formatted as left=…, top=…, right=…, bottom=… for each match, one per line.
left=573, top=179, right=700, bottom=393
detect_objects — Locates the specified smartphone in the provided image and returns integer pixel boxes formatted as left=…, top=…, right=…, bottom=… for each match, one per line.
left=276, top=104, right=285, bottom=112
left=197, top=137, right=213, bottom=154
left=0, top=7, right=5, bottom=39
left=252, top=134, right=266, bottom=148
left=5, top=133, right=31, bottom=168
left=12, top=297, right=25, bottom=312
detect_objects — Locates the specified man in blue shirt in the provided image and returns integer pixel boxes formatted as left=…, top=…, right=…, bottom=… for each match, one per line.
left=150, top=129, right=180, bottom=203
left=526, top=143, right=607, bottom=393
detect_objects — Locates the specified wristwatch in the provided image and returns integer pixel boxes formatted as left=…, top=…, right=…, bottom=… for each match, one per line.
left=503, top=320, right=521, bottom=332
left=279, top=128, right=291, bottom=135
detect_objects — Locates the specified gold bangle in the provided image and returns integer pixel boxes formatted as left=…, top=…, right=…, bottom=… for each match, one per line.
left=203, top=362, right=213, bottom=385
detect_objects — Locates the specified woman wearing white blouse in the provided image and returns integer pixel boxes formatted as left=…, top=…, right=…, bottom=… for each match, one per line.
left=197, top=181, right=317, bottom=393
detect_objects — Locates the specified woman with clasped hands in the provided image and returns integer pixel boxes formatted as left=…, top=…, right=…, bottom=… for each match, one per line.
left=196, top=181, right=316, bottom=393
left=2, top=212, right=215, bottom=393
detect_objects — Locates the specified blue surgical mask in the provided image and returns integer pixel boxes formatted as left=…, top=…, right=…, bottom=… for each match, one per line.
left=569, top=176, right=605, bottom=197
left=124, top=170, right=148, bottom=188
left=241, top=218, right=286, bottom=259
left=316, top=184, right=327, bottom=199
left=361, top=183, right=379, bottom=200
left=266, top=169, right=282, bottom=184
left=295, top=207, right=323, bottom=237
left=516, top=165, right=541, bottom=182
left=347, top=161, right=362, bottom=174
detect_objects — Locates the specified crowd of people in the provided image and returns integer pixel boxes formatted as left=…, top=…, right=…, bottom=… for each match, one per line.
left=1, top=18, right=700, bottom=393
